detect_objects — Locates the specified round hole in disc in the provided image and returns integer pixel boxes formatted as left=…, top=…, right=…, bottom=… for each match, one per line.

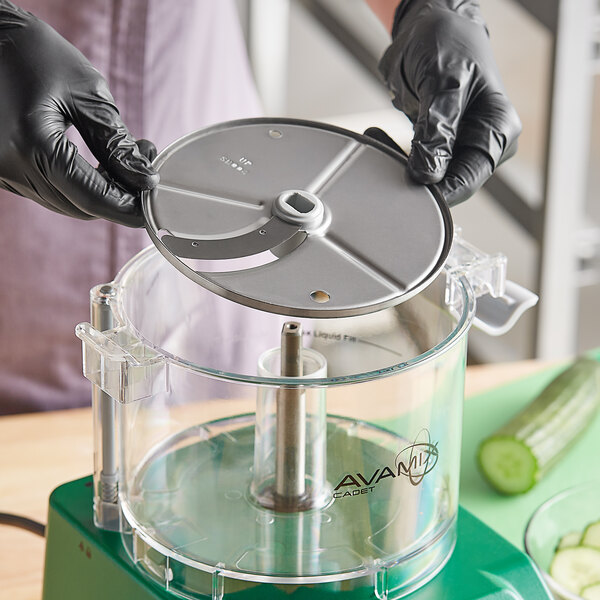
left=269, top=129, right=282, bottom=139
left=310, top=290, right=330, bottom=303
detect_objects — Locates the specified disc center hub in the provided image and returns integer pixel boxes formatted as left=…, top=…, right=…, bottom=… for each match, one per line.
left=273, top=189, right=325, bottom=232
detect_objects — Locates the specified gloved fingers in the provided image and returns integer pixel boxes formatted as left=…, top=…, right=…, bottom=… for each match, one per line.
left=97, top=138, right=158, bottom=179
left=457, top=91, right=522, bottom=169
left=0, top=1, right=33, bottom=24
left=44, top=136, right=144, bottom=227
left=433, top=145, right=494, bottom=206
left=35, top=192, right=97, bottom=220
left=408, top=75, right=472, bottom=185
left=363, top=127, right=408, bottom=158
left=498, top=134, right=519, bottom=166
left=135, top=138, right=158, bottom=162
left=71, top=89, right=159, bottom=192
left=0, top=175, right=96, bottom=219
left=430, top=90, right=521, bottom=205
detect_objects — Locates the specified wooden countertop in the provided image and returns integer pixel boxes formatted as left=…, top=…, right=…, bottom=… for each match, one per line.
left=0, top=360, right=552, bottom=600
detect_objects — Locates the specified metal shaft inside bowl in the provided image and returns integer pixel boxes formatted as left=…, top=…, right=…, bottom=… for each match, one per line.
left=251, top=321, right=328, bottom=512
left=275, top=322, right=307, bottom=509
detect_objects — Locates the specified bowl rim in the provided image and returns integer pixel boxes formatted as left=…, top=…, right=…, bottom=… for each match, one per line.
left=107, top=245, right=476, bottom=386
left=523, top=480, right=600, bottom=600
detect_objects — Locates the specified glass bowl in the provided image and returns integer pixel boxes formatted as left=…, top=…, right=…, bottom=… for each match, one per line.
left=524, top=481, right=600, bottom=600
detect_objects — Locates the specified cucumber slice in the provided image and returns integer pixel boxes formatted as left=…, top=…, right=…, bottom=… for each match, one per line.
left=583, top=521, right=600, bottom=549
left=582, top=582, right=600, bottom=600
left=550, top=547, right=600, bottom=595
left=478, top=358, right=600, bottom=495
left=557, top=531, right=582, bottom=550
left=477, top=437, right=537, bottom=494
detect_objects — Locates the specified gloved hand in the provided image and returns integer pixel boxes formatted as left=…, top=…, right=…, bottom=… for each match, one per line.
left=378, top=0, right=521, bottom=206
left=0, top=1, right=159, bottom=226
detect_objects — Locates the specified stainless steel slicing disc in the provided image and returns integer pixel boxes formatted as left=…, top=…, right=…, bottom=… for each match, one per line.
left=142, top=118, right=452, bottom=318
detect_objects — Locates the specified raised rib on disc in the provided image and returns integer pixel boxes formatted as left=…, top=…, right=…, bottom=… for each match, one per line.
left=304, top=140, right=362, bottom=195
left=317, top=144, right=446, bottom=290
left=156, top=183, right=264, bottom=211
left=203, top=236, right=405, bottom=317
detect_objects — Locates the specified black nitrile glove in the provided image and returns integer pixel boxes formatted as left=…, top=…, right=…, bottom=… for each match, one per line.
left=0, top=1, right=159, bottom=226
left=363, top=126, right=408, bottom=158
left=378, top=0, right=521, bottom=206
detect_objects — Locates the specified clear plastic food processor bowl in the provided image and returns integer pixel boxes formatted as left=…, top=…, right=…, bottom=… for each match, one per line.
left=76, top=235, right=534, bottom=599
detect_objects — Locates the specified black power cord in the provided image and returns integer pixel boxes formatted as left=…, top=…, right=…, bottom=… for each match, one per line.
left=0, top=512, right=46, bottom=537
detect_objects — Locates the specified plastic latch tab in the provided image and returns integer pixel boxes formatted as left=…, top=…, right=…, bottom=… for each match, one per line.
left=445, top=228, right=538, bottom=336
left=444, top=227, right=507, bottom=306
left=473, top=280, right=539, bottom=336
left=75, top=323, right=169, bottom=403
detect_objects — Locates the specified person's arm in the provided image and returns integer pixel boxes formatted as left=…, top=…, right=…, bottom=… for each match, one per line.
left=364, top=0, right=397, bottom=32
left=0, top=1, right=158, bottom=226
left=365, top=0, right=521, bottom=206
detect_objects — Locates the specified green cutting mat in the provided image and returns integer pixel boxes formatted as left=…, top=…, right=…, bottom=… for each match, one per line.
left=460, top=348, right=600, bottom=550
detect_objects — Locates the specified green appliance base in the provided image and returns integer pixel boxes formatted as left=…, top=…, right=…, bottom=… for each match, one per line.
left=42, top=476, right=551, bottom=599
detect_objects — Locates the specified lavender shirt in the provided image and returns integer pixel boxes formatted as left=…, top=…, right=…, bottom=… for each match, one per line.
left=0, top=0, right=262, bottom=414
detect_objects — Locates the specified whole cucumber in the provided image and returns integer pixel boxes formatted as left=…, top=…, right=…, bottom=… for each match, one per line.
left=477, top=358, right=600, bottom=495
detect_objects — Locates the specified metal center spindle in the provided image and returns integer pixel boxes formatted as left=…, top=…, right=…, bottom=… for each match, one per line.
left=275, top=322, right=306, bottom=510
